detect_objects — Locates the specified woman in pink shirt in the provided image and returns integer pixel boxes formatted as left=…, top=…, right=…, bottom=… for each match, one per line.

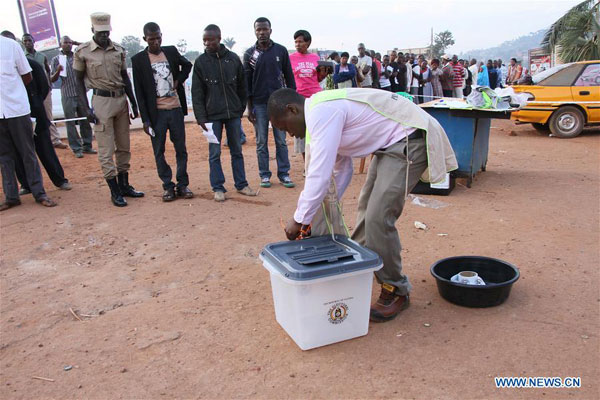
left=289, top=30, right=321, bottom=163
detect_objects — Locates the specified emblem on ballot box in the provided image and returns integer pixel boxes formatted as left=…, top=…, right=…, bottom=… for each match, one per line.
left=328, top=302, right=349, bottom=324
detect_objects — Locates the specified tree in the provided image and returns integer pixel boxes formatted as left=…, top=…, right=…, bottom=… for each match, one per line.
left=223, top=37, right=236, bottom=50
left=541, top=0, right=599, bottom=62
left=429, top=30, right=455, bottom=58
left=120, top=36, right=142, bottom=68
left=184, top=50, right=200, bottom=61
left=176, top=39, right=187, bottom=54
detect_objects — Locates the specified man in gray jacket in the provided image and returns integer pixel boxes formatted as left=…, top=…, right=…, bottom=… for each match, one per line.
left=192, top=24, right=256, bottom=202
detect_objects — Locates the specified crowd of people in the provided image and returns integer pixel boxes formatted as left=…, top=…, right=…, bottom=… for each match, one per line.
left=324, top=49, right=530, bottom=104
left=0, top=12, right=528, bottom=211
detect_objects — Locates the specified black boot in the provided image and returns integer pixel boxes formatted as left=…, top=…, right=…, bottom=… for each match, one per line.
left=117, top=172, right=144, bottom=198
left=106, top=178, right=127, bottom=207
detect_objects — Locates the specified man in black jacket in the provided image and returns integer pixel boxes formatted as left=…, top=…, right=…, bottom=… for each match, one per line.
left=192, top=24, right=256, bottom=202
left=243, top=17, right=296, bottom=189
left=0, top=30, right=56, bottom=210
left=132, top=22, right=193, bottom=202
left=1, top=31, right=69, bottom=197
left=16, top=56, right=71, bottom=195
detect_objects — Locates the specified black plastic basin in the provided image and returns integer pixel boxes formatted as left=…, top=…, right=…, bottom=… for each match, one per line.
left=430, top=256, right=519, bottom=307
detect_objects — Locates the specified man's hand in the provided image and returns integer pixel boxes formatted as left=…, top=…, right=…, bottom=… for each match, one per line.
left=198, top=122, right=208, bottom=131
left=173, top=80, right=179, bottom=89
left=247, top=110, right=257, bottom=124
left=143, top=122, right=152, bottom=136
left=57, top=65, right=64, bottom=72
left=130, top=105, right=139, bottom=119
left=86, top=108, right=97, bottom=124
left=285, top=219, right=302, bottom=241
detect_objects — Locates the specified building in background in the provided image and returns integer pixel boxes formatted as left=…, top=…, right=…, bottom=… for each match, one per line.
left=391, top=47, right=429, bottom=56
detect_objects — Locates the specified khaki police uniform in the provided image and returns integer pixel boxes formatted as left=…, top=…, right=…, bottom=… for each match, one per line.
left=73, top=14, right=130, bottom=179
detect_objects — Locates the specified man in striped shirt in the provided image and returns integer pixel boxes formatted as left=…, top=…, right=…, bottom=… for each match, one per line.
left=51, top=36, right=95, bottom=158
left=451, top=55, right=465, bottom=99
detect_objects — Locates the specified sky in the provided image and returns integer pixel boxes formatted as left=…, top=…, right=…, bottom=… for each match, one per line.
left=1, top=0, right=583, bottom=56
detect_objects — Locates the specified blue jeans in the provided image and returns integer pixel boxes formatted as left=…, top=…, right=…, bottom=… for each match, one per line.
left=151, top=108, right=189, bottom=190
left=240, top=126, right=246, bottom=143
left=253, top=103, right=290, bottom=180
left=209, top=118, right=248, bottom=192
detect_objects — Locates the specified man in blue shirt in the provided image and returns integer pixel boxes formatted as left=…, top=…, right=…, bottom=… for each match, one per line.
left=243, top=17, right=296, bottom=189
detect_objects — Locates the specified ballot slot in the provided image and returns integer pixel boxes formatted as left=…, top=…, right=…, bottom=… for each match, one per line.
left=288, top=244, right=355, bottom=266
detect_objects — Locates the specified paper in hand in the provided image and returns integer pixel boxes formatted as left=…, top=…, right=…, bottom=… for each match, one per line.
left=201, top=123, right=219, bottom=144
left=58, top=55, right=67, bottom=77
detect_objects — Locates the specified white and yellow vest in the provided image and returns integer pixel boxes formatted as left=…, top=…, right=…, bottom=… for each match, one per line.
left=305, top=88, right=458, bottom=183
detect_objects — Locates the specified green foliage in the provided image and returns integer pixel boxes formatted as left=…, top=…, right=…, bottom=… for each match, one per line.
left=223, top=37, right=236, bottom=50
left=542, top=0, right=599, bottom=62
left=429, top=30, right=455, bottom=58
left=120, top=36, right=142, bottom=68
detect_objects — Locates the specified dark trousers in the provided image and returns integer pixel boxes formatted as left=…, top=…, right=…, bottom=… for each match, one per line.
left=62, top=95, right=93, bottom=153
left=16, top=119, right=68, bottom=190
left=463, top=86, right=472, bottom=97
left=443, top=89, right=453, bottom=97
left=0, top=115, right=46, bottom=201
left=209, top=117, right=248, bottom=192
left=410, top=87, right=421, bottom=104
left=150, top=108, right=188, bottom=190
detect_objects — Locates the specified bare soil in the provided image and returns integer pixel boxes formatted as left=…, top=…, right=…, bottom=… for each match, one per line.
left=1, top=119, right=598, bottom=399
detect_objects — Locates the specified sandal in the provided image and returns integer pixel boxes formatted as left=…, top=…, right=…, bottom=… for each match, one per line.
left=36, top=197, right=57, bottom=207
left=0, top=200, right=21, bottom=211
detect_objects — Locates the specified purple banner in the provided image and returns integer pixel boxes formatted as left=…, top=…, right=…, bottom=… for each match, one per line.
left=18, top=0, right=60, bottom=52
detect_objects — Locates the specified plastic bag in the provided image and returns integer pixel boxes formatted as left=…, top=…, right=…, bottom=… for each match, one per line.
left=309, top=179, right=350, bottom=236
left=304, top=142, right=350, bottom=237
left=494, top=87, right=530, bottom=108
left=467, top=86, right=510, bottom=110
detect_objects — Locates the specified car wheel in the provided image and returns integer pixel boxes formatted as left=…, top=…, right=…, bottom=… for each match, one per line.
left=549, top=106, right=584, bottom=138
left=531, top=123, right=549, bottom=132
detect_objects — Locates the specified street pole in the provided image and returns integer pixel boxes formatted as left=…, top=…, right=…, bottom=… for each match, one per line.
left=430, top=27, right=433, bottom=59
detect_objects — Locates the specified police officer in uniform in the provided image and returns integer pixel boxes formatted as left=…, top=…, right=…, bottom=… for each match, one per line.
left=74, top=12, right=144, bottom=206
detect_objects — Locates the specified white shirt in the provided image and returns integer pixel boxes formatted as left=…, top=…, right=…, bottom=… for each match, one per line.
left=357, top=55, right=373, bottom=87
left=469, top=64, right=478, bottom=86
left=412, top=65, right=421, bottom=87
left=295, top=99, right=415, bottom=224
left=405, top=62, right=413, bottom=90
left=0, top=37, right=32, bottom=118
left=500, top=65, right=508, bottom=83
left=379, top=65, right=393, bottom=88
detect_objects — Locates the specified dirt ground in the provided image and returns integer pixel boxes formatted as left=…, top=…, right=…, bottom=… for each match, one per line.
left=0, top=118, right=598, bottom=399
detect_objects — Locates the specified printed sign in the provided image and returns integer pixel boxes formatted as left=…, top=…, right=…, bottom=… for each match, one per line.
left=18, top=0, right=61, bottom=52
left=528, top=48, right=552, bottom=76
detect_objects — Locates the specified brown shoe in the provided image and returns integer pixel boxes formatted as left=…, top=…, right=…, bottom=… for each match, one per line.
left=236, top=186, right=257, bottom=196
left=370, top=283, right=410, bottom=322
left=53, top=142, right=68, bottom=149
